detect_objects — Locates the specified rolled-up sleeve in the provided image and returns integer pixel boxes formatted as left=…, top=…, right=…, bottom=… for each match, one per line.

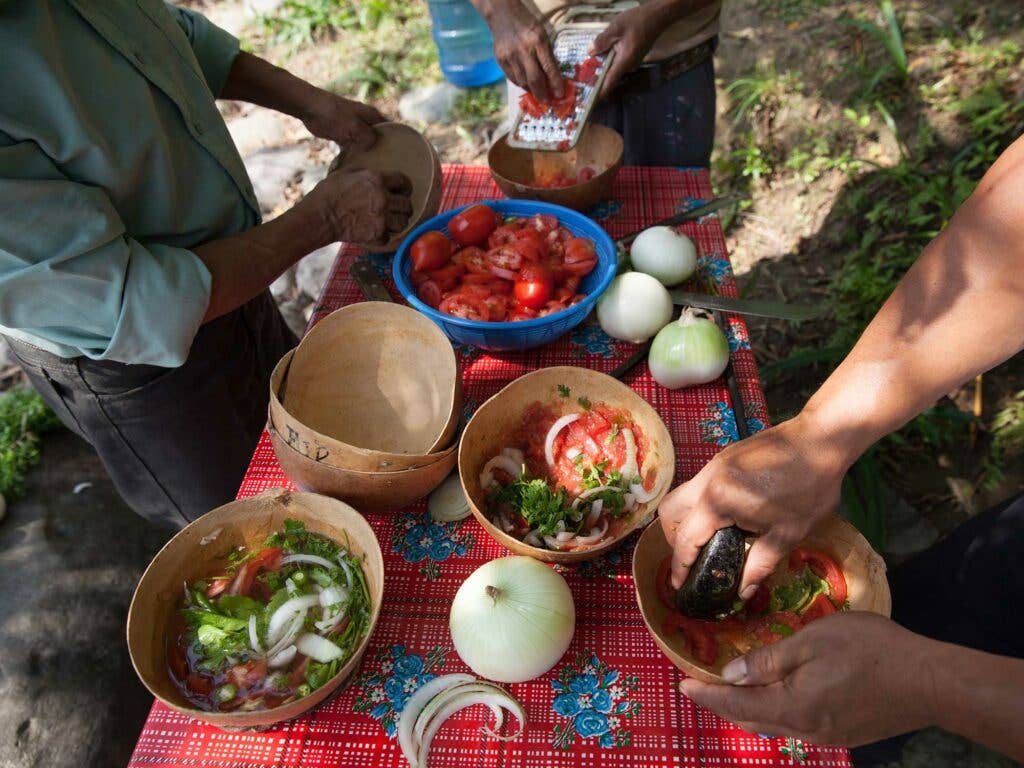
left=0, top=140, right=212, bottom=367
left=165, top=4, right=240, bottom=96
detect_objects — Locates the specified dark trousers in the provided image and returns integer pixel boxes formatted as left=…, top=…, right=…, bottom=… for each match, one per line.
left=851, top=493, right=1024, bottom=766
left=590, top=53, right=716, bottom=167
left=6, top=291, right=297, bottom=528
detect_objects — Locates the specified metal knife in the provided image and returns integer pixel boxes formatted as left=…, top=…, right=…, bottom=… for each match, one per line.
left=671, top=289, right=821, bottom=321
left=349, top=261, right=394, bottom=303
left=615, top=195, right=743, bottom=249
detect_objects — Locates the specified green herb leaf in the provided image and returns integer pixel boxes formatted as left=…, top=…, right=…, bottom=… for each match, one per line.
left=216, top=595, right=263, bottom=620
left=769, top=567, right=829, bottom=613
left=604, top=424, right=619, bottom=445
left=490, top=476, right=575, bottom=536
left=577, top=396, right=592, bottom=411
left=557, top=384, right=570, bottom=398
left=769, top=622, right=795, bottom=637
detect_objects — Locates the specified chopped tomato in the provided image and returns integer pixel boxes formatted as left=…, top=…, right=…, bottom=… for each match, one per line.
left=425, top=262, right=466, bottom=291
left=483, top=294, right=508, bottom=321
left=186, top=672, right=213, bottom=696
left=488, top=225, right=519, bottom=249
left=551, top=79, right=578, bottom=119
left=453, top=245, right=490, bottom=275
left=514, top=264, right=554, bottom=309
left=508, top=306, right=538, bottom=321
left=409, top=270, right=430, bottom=288
left=486, top=245, right=524, bottom=272
left=227, top=546, right=281, bottom=597
left=288, top=655, right=310, bottom=686
left=513, top=227, right=548, bottom=255
left=577, top=166, right=597, bottom=183
left=449, top=204, right=498, bottom=247
left=656, top=555, right=676, bottom=609
left=417, top=280, right=442, bottom=308
left=204, top=578, right=231, bottom=599
left=439, top=293, right=489, bottom=321
left=789, top=548, right=847, bottom=607
left=519, top=92, right=547, bottom=119
left=746, top=583, right=771, bottom=616
left=410, top=231, right=451, bottom=272
left=663, top=613, right=718, bottom=666
left=528, top=214, right=559, bottom=236
left=801, top=593, right=838, bottom=623
left=574, top=56, right=601, bottom=86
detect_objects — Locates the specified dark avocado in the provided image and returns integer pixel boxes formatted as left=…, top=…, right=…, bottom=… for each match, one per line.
left=673, top=525, right=747, bottom=619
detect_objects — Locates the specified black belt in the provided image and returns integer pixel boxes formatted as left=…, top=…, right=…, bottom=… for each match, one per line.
left=611, top=37, right=716, bottom=97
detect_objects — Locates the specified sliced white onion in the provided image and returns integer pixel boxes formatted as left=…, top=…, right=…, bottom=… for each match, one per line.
left=586, top=499, right=603, bottom=527
left=266, top=611, right=306, bottom=659
left=267, top=594, right=320, bottom=644
left=479, top=454, right=522, bottom=490
left=523, top=531, right=543, bottom=548
left=573, top=519, right=609, bottom=546
left=544, top=414, right=581, bottom=467
left=315, top=586, right=349, bottom=633
left=295, top=633, right=343, bottom=663
left=429, top=473, right=471, bottom=522
left=281, top=553, right=337, bottom=570
left=555, top=519, right=566, bottom=533
left=501, top=447, right=525, bottom=465
left=555, top=530, right=575, bottom=542
left=623, top=492, right=636, bottom=512
left=629, top=475, right=663, bottom=504
left=397, top=674, right=475, bottom=766
left=414, top=682, right=508, bottom=744
left=285, top=577, right=298, bottom=595
left=571, top=485, right=619, bottom=509
left=620, top=428, right=638, bottom=482
left=268, top=644, right=296, bottom=669
left=336, top=554, right=354, bottom=592
left=565, top=446, right=582, bottom=461
left=543, top=535, right=567, bottom=550
left=417, top=686, right=525, bottom=767
left=498, top=511, right=514, bottom=533
left=248, top=613, right=263, bottom=654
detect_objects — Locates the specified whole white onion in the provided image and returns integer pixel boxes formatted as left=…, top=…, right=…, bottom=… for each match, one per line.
left=449, top=557, right=575, bottom=683
left=596, top=272, right=673, bottom=343
left=629, top=226, right=698, bottom=286
left=648, top=307, right=729, bottom=389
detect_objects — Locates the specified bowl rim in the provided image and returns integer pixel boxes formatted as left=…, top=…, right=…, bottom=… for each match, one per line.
left=392, top=199, right=617, bottom=332
left=126, top=488, right=385, bottom=727
left=487, top=124, right=625, bottom=194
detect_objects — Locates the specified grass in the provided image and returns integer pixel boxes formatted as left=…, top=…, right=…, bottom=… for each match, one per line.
left=0, top=388, right=61, bottom=501
left=453, top=84, right=504, bottom=124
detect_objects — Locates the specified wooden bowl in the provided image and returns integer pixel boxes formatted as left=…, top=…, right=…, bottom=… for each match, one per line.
left=632, top=515, right=892, bottom=683
left=459, top=366, right=674, bottom=563
left=270, top=347, right=460, bottom=472
left=281, top=302, right=461, bottom=461
left=329, top=122, right=442, bottom=253
left=488, top=123, right=623, bottom=212
left=127, top=489, right=384, bottom=729
left=269, top=425, right=458, bottom=512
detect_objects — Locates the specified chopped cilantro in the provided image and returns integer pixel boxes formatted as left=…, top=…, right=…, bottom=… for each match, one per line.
left=573, top=453, right=585, bottom=470
left=490, top=476, right=578, bottom=536
left=770, top=622, right=795, bottom=637
left=605, top=424, right=619, bottom=445
left=577, top=396, right=592, bottom=410
left=769, top=567, right=829, bottom=613
left=557, top=384, right=570, bottom=398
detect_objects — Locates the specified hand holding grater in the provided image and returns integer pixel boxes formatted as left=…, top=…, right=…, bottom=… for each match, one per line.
left=507, top=2, right=638, bottom=152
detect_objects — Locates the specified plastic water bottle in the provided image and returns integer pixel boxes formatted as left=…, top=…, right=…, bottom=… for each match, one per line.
left=426, top=0, right=504, bottom=87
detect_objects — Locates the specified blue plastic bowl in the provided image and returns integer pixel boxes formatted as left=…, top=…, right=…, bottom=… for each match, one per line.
left=393, top=199, right=616, bottom=351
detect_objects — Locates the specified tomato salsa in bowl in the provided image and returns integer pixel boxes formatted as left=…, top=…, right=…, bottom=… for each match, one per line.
left=632, top=515, right=892, bottom=683
left=394, top=200, right=616, bottom=352
left=459, top=366, right=675, bottom=563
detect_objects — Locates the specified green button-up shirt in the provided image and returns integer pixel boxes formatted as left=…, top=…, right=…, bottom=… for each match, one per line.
left=0, top=0, right=259, bottom=366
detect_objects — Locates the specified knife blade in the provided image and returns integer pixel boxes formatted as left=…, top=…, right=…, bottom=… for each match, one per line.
left=671, top=290, right=821, bottom=321
left=615, top=195, right=743, bottom=248
left=349, top=261, right=394, bottom=303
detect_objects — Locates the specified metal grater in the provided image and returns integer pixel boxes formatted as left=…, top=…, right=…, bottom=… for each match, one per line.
left=507, top=23, right=615, bottom=152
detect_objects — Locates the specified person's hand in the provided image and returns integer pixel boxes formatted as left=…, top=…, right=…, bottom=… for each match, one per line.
left=486, top=0, right=564, bottom=101
left=590, top=5, right=664, bottom=99
left=301, top=91, right=384, bottom=153
left=659, top=415, right=847, bottom=598
left=680, top=612, right=942, bottom=746
left=302, top=168, right=413, bottom=246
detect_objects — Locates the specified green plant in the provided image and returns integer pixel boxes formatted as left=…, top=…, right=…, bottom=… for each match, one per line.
left=841, top=449, right=886, bottom=552
left=723, top=66, right=802, bottom=126
left=454, top=85, right=505, bottom=124
left=977, top=390, right=1024, bottom=492
left=259, top=0, right=362, bottom=49
left=716, top=133, right=773, bottom=183
left=0, top=388, right=61, bottom=501
left=843, top=1, right=908, bottom=85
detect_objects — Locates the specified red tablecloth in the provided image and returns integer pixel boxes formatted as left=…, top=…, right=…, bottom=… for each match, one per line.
left=129, top=166, right=849, bottom=768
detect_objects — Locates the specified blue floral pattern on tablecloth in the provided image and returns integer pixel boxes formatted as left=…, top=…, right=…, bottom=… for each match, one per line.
left=585, top=199, right=623, bottom=221
left=570, top=323, right=619, bottom=358
left=551, top=652, right=640, bottom=750
left=451, top=342, right=481, bottom=361
left=726, top=321, right=751, bottom=352
left=365, top=252, right=393, bottom=281
left=700, top=400, right=767, bottom=444
left=352, top=645, right=447, bottom=737
left=391, top=510, right=475, bottom=580
left=697, top=253, right=733, bottom=286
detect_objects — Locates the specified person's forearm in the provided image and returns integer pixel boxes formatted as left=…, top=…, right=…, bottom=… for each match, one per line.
left=219, top=51, right=320, bottom=121
left=194, top=201, right=329, bottom=322
left=931, top=641, right=1024, bottom=761
left=797, top=135, right=1024, bottom=469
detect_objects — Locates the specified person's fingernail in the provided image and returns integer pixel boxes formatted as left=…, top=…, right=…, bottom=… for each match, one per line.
left=722, top=658, right=747, bottom=684
left=740, top=584, right=758, bottom=601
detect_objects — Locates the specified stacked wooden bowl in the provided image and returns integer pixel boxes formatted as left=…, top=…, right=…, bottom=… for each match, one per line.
left=269, top=302, right=462, bottom=512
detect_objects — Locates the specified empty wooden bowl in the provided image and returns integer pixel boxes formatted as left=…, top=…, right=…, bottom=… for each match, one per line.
left=127, top=489, right=384, bottom=729
left=280, top=302, right=461, bottom=462
left=459, top=366, right=674, bottom=563
left=270, top=425, right=458, bottom=513
left=329, top=122, right=442, bottom=253
left=488, top=123, right=623, bottom=212
left=270, top=346, right=460, bottom=473
left=632, top=515, right=892, bottom=683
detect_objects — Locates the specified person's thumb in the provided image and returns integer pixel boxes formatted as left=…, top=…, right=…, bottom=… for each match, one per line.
left=589, top=20, right=621, bottom=55
left=722, top=634, right=802, bottom=686
left=738, top=534, right=788, bottom=601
